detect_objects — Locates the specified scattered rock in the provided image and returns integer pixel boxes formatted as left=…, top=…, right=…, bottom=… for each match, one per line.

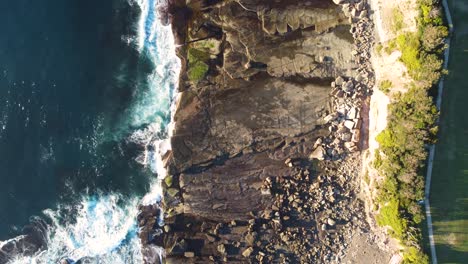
left=344, top=120, right=355, bottom=130
left=324, top=113, right=338, bottom=123
left=217, top=244, right=226, bottom=254
left=242, top=247, right=254, bottom=258
left=184, top=252, right=195, bottom=258
left=335, top=76, right=344, bottom=86
left=309, top=146, right=326, bottom=160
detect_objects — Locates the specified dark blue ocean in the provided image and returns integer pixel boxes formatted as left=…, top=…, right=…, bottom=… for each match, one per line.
left=0, top=0, right=179, bottom=262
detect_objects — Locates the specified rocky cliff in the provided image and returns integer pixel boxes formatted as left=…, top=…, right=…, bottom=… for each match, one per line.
left=138, top=0, right=387, bottom=263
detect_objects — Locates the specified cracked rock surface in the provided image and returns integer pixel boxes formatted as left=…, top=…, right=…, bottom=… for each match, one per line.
left=137, top=0, right=391, bottom=263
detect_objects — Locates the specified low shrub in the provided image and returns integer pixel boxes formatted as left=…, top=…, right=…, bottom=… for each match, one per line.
left=379, top=79, right=393, bottom=93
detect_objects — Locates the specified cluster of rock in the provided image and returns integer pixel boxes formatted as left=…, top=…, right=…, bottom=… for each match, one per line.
left=310, top=0, right=375, bottom=162
left=0, top=218, right=48, bottom=263
left=262, top=156, right=368, bottom=263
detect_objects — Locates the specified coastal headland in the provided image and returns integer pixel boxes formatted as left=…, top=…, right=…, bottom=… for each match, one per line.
left=138, top=0, right=394, bottom=263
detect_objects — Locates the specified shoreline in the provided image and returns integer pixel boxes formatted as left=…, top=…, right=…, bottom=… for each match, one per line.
left=150, top=0, right=394, bottom=259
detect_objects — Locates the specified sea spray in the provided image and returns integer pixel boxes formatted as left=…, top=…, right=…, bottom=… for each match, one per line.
left=7, top=194, right=144, bottom=264
left=131, top=0, right=181, bottom=211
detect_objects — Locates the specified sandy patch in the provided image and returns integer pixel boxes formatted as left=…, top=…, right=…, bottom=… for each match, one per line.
left=370, top=0, right=418, bottom=42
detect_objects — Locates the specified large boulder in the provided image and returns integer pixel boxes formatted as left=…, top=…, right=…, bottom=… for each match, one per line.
left=309, top=146, right=326, bottom=160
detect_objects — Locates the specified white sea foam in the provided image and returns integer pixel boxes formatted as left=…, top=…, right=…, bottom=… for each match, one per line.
left=5, top=0, right=180, bottom=262
left=9, top=194, right=143, bottom=264
left=131, top=0, right=181, bottom=189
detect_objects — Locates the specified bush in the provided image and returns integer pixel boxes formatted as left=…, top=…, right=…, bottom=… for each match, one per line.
left=375, top=87, right=438, bottom=260
left=396, top=33, right=422, bottom=75
left=379, top=80, right=393, bottom=93
left=403, top=246, right=429, bottom=264
left=377, top=199, right=408, bottom=240
left=375, top=43, right=384, bottom=55
left=422, top=25, right=448, bottom=51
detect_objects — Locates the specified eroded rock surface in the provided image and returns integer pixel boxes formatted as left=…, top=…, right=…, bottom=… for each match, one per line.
left=138, top=0, right=386, bottom=263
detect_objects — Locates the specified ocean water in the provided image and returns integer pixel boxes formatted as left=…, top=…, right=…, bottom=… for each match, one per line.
left=0, top=0, right=180, bottom=262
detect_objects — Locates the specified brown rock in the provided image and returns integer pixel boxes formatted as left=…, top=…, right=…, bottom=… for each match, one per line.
left=242, top=247, right=254, bottom=258
left=184, top=252, right=195, bottom=258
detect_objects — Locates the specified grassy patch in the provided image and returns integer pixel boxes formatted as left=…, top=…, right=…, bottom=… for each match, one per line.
left=187, top=47, right=209, bottom=83
left=391, top=8, right=405, bottom=33
left=375, top=43, right=384, bottom=55
left=188, top=60, right=209, bottom=83
left=384, top=38, right=398, bottom=54
left=363, top=170, right=370, bottom=185
left=379, top=79, right=393, bottom=94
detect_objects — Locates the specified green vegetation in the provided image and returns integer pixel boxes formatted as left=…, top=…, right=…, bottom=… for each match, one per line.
left=375, top=86, right=438, bottom=241
left=375, top=43, right=384, bottom=55
left=379, top=79, right=393, bottom=94
left=430, top=0, right=468, bottom=262
left=188, top=60, right=209, bottom=83
left=187, top=47, right=209, bottom=83
left=391, top=8, right=405, bottom=33
left=373, top=0, right=449, bottom=263
left=384, top=38, right=398, bottom=54
left=376, top=199, right=408, bottom=239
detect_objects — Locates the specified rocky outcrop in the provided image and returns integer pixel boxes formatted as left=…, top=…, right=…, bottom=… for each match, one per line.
left=0, top=218, right=48, bottom=264
left=139, top=0, right=380, bottom=263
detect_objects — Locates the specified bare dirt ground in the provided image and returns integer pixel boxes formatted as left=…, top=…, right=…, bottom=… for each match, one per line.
left=370, top=0, right=417, bottom=92
left=341, top=232, right=394, bottom=264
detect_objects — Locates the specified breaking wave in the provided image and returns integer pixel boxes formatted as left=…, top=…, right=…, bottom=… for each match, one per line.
left=4, top=0, right=180, bottom=262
